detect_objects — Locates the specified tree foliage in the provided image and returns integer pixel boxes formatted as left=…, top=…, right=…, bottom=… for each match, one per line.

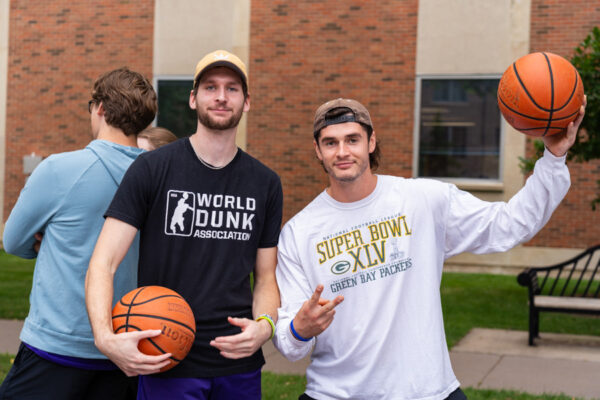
left=571, top=26, right=600, bottom=163
left=519, top=26, right=600, bottom=209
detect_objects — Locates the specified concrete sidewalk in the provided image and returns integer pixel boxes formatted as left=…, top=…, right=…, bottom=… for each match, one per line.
left=449, top=328, right=600, bottom=399
left=2, top=320, right=599, bottom=399
left=263, top=327, right=600, bottom=399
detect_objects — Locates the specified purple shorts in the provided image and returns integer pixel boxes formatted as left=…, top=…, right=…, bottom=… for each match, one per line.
left=137, top=369, right=261, bottom=400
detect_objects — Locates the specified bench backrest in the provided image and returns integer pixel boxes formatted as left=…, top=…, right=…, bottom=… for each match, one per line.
left=536, top=244, right=600, bottom=298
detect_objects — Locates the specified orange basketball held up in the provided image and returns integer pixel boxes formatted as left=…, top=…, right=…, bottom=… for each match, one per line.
left=497, top=52, right=584, bottom=137
left=112, top=286, right=196, bottom=372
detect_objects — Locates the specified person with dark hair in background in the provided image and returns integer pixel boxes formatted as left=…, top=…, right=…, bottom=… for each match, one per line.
left=0, top=67, right=157, bottom=400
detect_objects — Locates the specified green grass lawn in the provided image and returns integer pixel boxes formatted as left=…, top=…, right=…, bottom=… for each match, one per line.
left=259, top=374, right=579, bottom=400
left=0, top=251, right=34, bottom=319
left=0, top=353, right=13, bottom=384
left=0, top=250, right=596, bottom=399
left=441, top=272, right=600, bottom=348
left=258, top=375, right=579, bottom=400
left=261, top=372, right=307, bottom=400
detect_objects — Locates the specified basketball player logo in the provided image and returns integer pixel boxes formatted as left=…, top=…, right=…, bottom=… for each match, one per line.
left=165, top=190, right=195, bottom=236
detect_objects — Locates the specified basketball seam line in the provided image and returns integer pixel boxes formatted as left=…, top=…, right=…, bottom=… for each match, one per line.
left=498, top=96, right=580, bottom=123
left=514, top=126, right=565, bottom=132
left=513, top=61, right=544, bottom=111
left=543, top=52, right=555, bottom=137
left=112, top=312, right=196, bottom=335
left=562, top=67, right=579, bottom=111
left=124, top=286, right=149, bottom=332
left=114, top=323, right=148, bottom=334
left=512, top=53, right=579, bottom=112
left=119, top=294, right=183, bottom=307
left=115, top=324, right=184, bottom=363
left=146, top=337, right=183, bottom=362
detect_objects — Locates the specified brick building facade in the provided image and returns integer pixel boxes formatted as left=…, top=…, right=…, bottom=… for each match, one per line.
left=3, top=0, right=154, bottom=219
left=248, top=0, right=599, bottom=249
left=1, top=0, right=598, bottom=255
left=248, top=1, right=418, bottom=222
left=526, top=0, right=600, bottom=247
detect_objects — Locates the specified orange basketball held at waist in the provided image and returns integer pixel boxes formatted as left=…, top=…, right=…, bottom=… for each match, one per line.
left=497, top=52, right=584, bottom=137
left=112, top=286, right=196, bottom=372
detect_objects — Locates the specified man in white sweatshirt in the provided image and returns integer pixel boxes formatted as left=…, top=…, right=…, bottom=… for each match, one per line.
left=273, top=98, right=585, bottom=400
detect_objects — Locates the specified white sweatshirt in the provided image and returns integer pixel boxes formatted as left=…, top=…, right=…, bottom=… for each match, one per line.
left=273, top=150, right=570, bottom=400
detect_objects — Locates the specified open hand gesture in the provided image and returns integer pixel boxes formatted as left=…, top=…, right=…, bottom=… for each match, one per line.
left=210, top=316, right=273, bottom=359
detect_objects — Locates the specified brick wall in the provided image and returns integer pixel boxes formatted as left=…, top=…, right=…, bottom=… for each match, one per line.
left=248, top=1, right=418, bottom=223
left=4, top=0, right=154, bottom=219
left=527, top=0, right=600, bottom=248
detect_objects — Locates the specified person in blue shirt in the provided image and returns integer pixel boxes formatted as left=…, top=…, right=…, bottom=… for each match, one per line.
left=0, top=67, right=157, bottom=400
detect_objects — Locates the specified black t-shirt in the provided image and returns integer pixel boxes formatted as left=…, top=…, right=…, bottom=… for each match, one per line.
left=106, top=138, right=283, bottom=378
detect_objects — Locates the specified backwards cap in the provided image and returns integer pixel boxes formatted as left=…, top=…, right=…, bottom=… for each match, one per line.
left=193, top=50, right=248, bottom=91
left=313, top=98, right=373, bottom=138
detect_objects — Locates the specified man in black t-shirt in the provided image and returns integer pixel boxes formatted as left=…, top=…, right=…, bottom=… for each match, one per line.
left=86, top=50, right=283, bottom=400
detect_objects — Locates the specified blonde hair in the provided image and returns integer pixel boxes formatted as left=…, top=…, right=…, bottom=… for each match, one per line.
left=138, top=127, right=177, bottom=150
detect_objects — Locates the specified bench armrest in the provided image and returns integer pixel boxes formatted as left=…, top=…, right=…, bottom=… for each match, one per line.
left=517, top=268, right=536, bottom=287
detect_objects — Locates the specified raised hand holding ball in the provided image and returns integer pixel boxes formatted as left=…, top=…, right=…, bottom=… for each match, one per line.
left=497, top=52, right=584, bottom=137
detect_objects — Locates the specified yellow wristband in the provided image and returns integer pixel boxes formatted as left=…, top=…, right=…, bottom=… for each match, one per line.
left=256, top=314, right=275, bottom=340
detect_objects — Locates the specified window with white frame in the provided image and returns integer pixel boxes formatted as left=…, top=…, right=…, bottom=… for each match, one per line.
left=155, top=77, right=197, bottom=138
left=417, top=78, right=501, bottom=180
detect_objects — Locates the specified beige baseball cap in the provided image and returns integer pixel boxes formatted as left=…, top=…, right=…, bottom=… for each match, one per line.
left=313, top=98, right=373, bottom=138
left=193, top=50, right=248, bottom=91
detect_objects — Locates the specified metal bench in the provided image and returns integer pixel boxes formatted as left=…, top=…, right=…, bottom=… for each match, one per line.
left=517, top=244, right=600, bottom=345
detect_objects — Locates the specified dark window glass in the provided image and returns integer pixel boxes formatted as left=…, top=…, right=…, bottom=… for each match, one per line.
left=156, top=79, right=196, bottom=138
left=419, top=79, right=501, bottom=179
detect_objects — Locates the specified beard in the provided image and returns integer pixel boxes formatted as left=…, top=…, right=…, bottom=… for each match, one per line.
left=321, top=159, right=369, bottom=183
left=196, top=105, right=244, bottom=131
